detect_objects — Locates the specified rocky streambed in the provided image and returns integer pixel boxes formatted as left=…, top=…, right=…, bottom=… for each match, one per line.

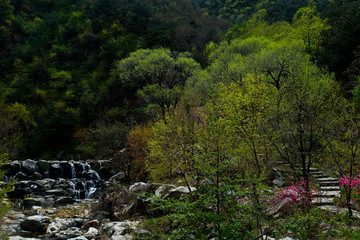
left=1, top=159, right=197, bottom=239
left=1, top=200, right=145, bottom=240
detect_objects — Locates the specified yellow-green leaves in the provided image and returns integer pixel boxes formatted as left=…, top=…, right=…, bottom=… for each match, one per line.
left=111, top=48, right=200, bottom=117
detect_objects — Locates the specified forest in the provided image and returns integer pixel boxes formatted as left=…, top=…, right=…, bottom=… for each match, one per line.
left=2, top=0, right=360, bottom=239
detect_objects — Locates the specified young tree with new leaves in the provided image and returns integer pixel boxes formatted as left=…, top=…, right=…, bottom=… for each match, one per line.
left=110, top=48, right=200, bottom=117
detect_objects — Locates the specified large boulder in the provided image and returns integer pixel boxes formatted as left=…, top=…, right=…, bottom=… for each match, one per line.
left=20, top=215, right=50, bottom=232
left=155, top=184, right=176, bottom=198
left=129, top=182, right=157, bottom=194
left=22, top=159, right=39, bottom=174
left=164, top=186, right=196, bottom=200
left=55, top=196, right=75, bottom=206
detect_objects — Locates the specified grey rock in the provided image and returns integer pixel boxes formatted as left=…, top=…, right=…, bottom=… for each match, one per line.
left=33, top=172, right=42, bottom=180
left=37, top=160, right=50, bottom=172
left=22, top=159, right=39, bottom=173
left=272, top=178, right=285, bottom=187
left=155, top=184, right=175, bottom=198
left=23, top=198, right=45, bottom=209
left=56, top=227, right=82, bottom=239
left=129, top=182, right=152, bottom=194
left=164, top=186, right=196, bottom=199
left=110, top=172, right=126, bottom=182
left=46, top=217, right=73, bottom=235
left=46, top=189, right=69, bottom=196
left=55, top=196, right=75, bottom=206
left=103, top=220, right=140, bottom=239
left=20, top=215, right=50, bottom=232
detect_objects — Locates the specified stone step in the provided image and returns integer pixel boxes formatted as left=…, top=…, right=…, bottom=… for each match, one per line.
left=320, top=186, right=340, bottom=191
left=316, top=177, right=338, bottom=182
left=311, top=174, right=328, bottom=179
left=312, top=197, right=335, bottom=206
left=314, top=190, right=340, bottom=197
left=318, top=181, right=339, bottom=186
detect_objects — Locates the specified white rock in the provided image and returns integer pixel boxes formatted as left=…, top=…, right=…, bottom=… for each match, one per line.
left=9, top=237, right=41, bottom=240
left=261, top=236, right=275, bottom=240
left=68, top=236, right=88, bottom=240
left=85, top=227, right=99, bottom=237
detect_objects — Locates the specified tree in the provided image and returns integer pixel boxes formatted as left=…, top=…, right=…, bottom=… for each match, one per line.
left=127, top=123, right=154, bottom=181
left=324, top=98, right=360, bottom=218
left=292, top=0, right=328, bottom=58
left=0, top=101, right=30, bottom=158
left=110, top=48, right=200, bottom=117
left=318, top=0, right=360, bottom=86
left=270, top=54, right=336, bottom=191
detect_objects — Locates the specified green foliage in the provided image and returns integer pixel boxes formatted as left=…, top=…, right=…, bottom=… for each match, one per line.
left=275, top=208, right=329, bottom=240
left=318, top=0, right=360, bottom=86
left=140, top=188, right=257, bottom=240
left=0, top=153, right=15, bottom=235
left=111, top=48, right=200, bottom=118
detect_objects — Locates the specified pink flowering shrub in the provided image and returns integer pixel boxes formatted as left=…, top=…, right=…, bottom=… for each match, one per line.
left=271, top=180, right=316, bottom=214
left=338, top=170, right=360, bottom=207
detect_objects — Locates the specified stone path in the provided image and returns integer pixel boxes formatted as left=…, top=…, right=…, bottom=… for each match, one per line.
left=310, top=168, right=340, bottom=206
left=310, top=167, right=360, bottom=218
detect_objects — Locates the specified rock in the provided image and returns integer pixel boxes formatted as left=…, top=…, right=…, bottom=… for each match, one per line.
left=113, top=234, right=133, bottom=240
left=68, top=237, right=88, bottom=240
left=81, top=219, right=99, bottom=231
left=23, top=198, right=45, bottom=209
left=129, top=182, right=153, bottom=194
left=13, top=171, right=27, bottom=180
left=103, top=221, right=139, bottom=239
left=89, top=211, right=110, bottom=222
left=271, top=168, right=285, bottom=187
left=261, top=236, right=275, bottom=240
left=50, top=163, right=61, bottom=179
left=20, top=215, right=50, bottom=232
left=59, top=161, right=74, bottom=179
left=55, top=196, right=75, bottom=206
left=37, top=160, right=50, bottom=172
left=33, top=172, right=42, bottom=180
left=272, top=178, right=285, bottom=187
left=84, top=227, right=99, bottom=238
left=164, top=186, right=196, bottom=199
left=110, top=172, right=126, bottom=182
left=98, top=167, right=114, bottom=179
left=155, top=184, right=175, bottom=198
left=22, top=159, right=39, bottom=174
left=83, top=170, right=100, bottom=180
left=9, top=237, right=42, bottom=240
left=46, top=217, right=73, bottom=235
left=56, top=227, right=82, bottom=239
left=46, top=189, right=69, bottom=196
left=280, top=238, right=295, bottom=240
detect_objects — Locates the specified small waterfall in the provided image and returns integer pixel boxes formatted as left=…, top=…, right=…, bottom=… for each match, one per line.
left=69, top=162, right=76, bottom=179
left=69, top=181, right=81, bottom=200
left=6, top=159, right=107, bottom=202
left=84, top=181, right=97, bottom=199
